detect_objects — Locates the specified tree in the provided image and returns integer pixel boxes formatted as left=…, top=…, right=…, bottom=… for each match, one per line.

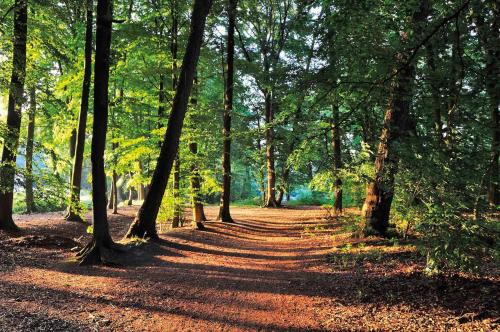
left=188, top=73, right=207, bottom=229
left=25, top=86, right=36, bottom=214
left=362, top=0, right=430, bottom=235
left=126, top=0, right=213, bottom=239
left=238, top=0, right=294, bottom=208
left=331, top=103, right=342, bottom=215
left=171, top=0, right=182, bottom=228
left=77, top=0, right=115, bottom=265
left=474, top=1, right=499, bottom=208
left=189, top=141, right=205, bottom=229
left=66, top=0, right=93, bottom=222
left=0, top=0, right=28, bottom=232
left=218, top=0, right=237, bottom=223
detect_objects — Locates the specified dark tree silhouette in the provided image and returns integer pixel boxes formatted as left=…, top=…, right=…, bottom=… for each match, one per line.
left=126, top=0, right=213, bottom=239
left=362, top=0, right=429, bottom=235
left=77, top=0, right=116, bottom=265
left=66, top=0, right=93, bottom=222
left=25, top=87, right=37, bottom=214
left=0, top=0, right=28, bottom=232
left=218, top=0, right=237, bottom=223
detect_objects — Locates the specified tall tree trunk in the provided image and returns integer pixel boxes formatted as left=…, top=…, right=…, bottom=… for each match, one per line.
left=276, top=165, right=289, bottom=206
left=445, top=27, right=463, bottom=148
left=171, top=0, right=182, bottom=228
left=0, top=0, right=27, bottom=232
left=362, top=0, right=428, bottom=236
left=256, top=117, right=266, bottom=205
left=107, top=181, right=114, bottom=209
left=112, top=169, right=118, bottom=214
left=108, top=124, right=118, bottom=213
left=128, top=187, right=134, bottom=205
left=77, top=0, right=115, bottom=265
left=189, top=142, right=205, bottom=229
left=332, top=104, right=342, bottom=215
left=66, top=0, right=93, bottom=222
left=126, top=0, right=213, bottom=239
left=158, top=74, right=165, bottom=127
left=127, top=172, right=134, bottom=205
left=172, top=155, right=181, bottom=227
left=218, top=0, right=237, bottom=222
left=189, top=74, right=206, bottom=228
left=425, top=40, right=444, bottom=145
left=265, top=91, right=278, bottom=207
left=475, top=3, right=499, bottom=207
left=70, top=129, right=77, bottom=160
left=138, top=160, right=145, bottom=200
left=25, top=86, right=36, bottom=214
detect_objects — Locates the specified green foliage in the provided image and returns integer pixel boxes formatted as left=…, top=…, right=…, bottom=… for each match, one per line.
left=417, top=203, right=499, bottom=274
left=233, top=197, right=261, bottom=206
left=287, top=187, right=329, bottom=206
left=0, top=0, right=497, bottom=277
left=12, top=167, right=67, bottom=214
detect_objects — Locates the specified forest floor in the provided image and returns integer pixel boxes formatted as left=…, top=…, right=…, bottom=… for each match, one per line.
left=0, top=205, right=498, bottom=331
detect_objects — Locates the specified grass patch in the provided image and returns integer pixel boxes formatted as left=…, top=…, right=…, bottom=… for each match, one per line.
left=328, top=239, right=419, bottom=270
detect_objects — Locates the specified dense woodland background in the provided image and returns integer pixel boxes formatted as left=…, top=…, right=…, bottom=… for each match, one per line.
left=0, top=0, right=498, bottom=270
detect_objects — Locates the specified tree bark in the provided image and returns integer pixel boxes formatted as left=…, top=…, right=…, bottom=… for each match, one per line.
left=112, top=170, right=118, bottom=214
left=158, top=74, right=165, bottom=127
left=25, top=86, right=36, bottom=214
left=126, top=0, right=213, bottom=239
left=256, top=116, right=266, bottom=206
left=332, top=104, right=342, bottom=215
left=70, top=129, right=77, bottom=161
left=189, top=74, right=206, bottom=229
left=66, top=0, right=93, bottom=222
left=170, top=1, right=182, bottom=228
left=107, top=178, right=114, bottom=209
left=361, top=0, right=428, bottom=236
left=0, top=0, right=27, bottom=232
left=189, top=142, right=205, bottom=229
left=218, top=0, right=237, bottom=222
left=172, top=155, right=181, bottom=227
left=127, top=172, right=134, bottom=205
left=276, top=165, right=289, bottom=207
left=138, top=160, right=145, bottom=200
left=108, top=139, right=118, bottom=213
left=265, top=91, right=278, bottom=207
left=475, top=2, right=499, bottom=207
left=77, top=0, right=115, bottom=265
left=444, top=27, right=463, bottom=148
left=425, top=39, right=444, bottom=145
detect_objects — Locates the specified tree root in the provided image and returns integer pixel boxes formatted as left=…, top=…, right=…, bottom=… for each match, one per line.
left=264, top=199, right=280, bottom=208
left=0, top=217, right=20, bottom=233
left=64, top=211, right=84, bottom=223
left=76, top=239, right=124, bottom=266
left=125, top=218, right=159, bottom=241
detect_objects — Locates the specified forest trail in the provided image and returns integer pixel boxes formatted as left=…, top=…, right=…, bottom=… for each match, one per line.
left=0, top=206, right=336, bottom=331
left=0, top=206, right=498, bottom=331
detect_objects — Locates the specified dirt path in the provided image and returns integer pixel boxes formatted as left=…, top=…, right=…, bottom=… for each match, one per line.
left=0, top=206, right=498, bottom=331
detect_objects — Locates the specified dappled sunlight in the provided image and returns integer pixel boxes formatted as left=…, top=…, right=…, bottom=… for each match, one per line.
left=1, top=206, right=497, bottom=330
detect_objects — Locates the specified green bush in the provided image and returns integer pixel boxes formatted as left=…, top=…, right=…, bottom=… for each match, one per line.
left=417, top=203, right=499, bottom=274
left=233, top=196, right=262, bottom=206
left=288, top=189, right=329, bottom=206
